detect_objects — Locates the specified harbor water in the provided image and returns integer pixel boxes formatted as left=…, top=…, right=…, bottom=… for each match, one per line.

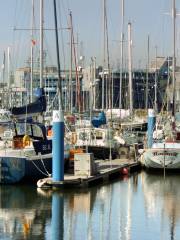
left=0, top=171, right=180, bottom=240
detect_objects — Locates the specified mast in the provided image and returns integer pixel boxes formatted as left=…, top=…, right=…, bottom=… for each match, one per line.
left=52, top=0, right=64, bottom=182
left=102, top=0, right=106, bottom=110
left=40, top=0, right=44, bottom=88
left=145, top=35, right=150, bottom=109
left=30, top=0, right=35, bottom=102
left=7, top=46, right=12, bottom=108
left=7, top=46, right=10, bottom=89
left=69, top=11, right=73, bottom=113
left=53, top=0, right=63, bottom=109
left=112, top=71, right=114, bottom=109
left=172, top=0, right=176, bottom=115
left=128, top=22, right=133, bottom=116
left=154, top=46, right=158, bottom=113
left=93, top=57, right=96, bottom=110
left=119, top=0, right=124, bottom=111
left=2, top=51, right=5, bottom=108
left=167, top=56, right=170, bottom=111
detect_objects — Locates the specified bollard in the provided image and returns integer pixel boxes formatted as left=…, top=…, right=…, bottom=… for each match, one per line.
left=52, top=110, right=64, bottom=181
left=147, top=109, right=156, bottom=148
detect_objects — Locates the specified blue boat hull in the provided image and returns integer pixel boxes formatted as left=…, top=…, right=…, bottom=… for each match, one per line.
left=0, top=157, right=25, bottom=184
left=0, top=151, right=69, bottom=184
left=24, top=157, right=52, bottom=182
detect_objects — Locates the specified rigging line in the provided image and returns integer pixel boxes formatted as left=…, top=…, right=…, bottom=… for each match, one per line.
left=30, top=159, right=49, bottom=177
left=157, top=85, right=166, bottom=108
left=40, top=154, right=51, bottom=176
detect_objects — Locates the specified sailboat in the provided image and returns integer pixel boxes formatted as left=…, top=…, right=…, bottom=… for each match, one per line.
left=140, top=0, right=180, bottom=170
left=0, top=0, right=71, bottom=184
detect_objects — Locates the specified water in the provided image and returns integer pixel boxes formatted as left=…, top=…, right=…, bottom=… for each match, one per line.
left=0, top=171, right=180, bottom=240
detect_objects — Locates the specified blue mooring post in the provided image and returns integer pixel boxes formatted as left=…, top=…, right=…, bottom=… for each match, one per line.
left=147, top=109, right=156, bottom=148
left=52, top=110, right=64, bottom=181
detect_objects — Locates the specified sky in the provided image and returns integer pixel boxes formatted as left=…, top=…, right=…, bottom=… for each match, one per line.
left=0, top=0, right=180, bottom=73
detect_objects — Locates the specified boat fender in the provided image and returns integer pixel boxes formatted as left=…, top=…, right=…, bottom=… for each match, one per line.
left=71, top=132, right=77, bottom=145
left=37, top=178, right=51, bottom=188
left=23, top=135, right=31, bottom=147
left=121, top=167, right=129, bottom=175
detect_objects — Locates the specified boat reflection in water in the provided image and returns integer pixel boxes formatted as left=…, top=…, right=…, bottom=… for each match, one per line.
left=0, top=185, right=51, bottom=240
left=0, top=172, right=180, bottom=239
left=141, top=172, right=180, bottom=240
left=0, top=177, right=134, bottom=240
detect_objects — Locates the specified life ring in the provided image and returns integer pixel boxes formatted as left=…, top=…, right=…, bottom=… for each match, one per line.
left=23, top=135, right=31, bottom=147
left=71, top=132, right=77, bottom=145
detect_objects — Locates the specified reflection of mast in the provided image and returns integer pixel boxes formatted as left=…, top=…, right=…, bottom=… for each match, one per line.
left=106, top=184, right=113, bottom=239
left=66, top=194, right=74, bottom=240
left=170, top=206, right=176, bottom=240
left=125, top=179, right=132, bottom=240
left=99, top=187, right=105, bottom=240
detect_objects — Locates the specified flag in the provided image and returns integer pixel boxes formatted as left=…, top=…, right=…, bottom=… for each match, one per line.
left=31, top=39, right=36, bottom=46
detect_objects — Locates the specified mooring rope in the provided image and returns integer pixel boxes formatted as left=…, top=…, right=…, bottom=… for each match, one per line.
left=30, top=158, right=50, bottom=177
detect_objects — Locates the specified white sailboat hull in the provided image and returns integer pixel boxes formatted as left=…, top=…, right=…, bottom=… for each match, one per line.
left=141, top=143, right=180, bottom=169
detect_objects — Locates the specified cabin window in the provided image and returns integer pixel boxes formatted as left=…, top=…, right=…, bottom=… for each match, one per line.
left=16, top=123, right=32, bottom=136
left=95, top=131, right=103, bottom=140
left=32, top=125, right=44, bottom=138
left=79, top=132, right=89, bottom=141
left=1, top=124, right=14, bottom=139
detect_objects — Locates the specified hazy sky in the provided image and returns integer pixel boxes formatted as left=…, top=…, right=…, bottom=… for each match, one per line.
left=0, top=0, right=180, bottom=72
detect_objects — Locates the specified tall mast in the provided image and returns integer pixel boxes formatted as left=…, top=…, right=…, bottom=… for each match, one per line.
left=167, top=56, right=170, bottom=111
left=40, top=0, right=44, bottom=88
left=53, top=0, right=63, bottom=109
left=30, top=0, right=35, bottom=102
left=93, top=57, right=96, bottom=110
left=102, top=0, right=106, bottom=110
left=7, top=46, right=10, bottom=89
left=2, top=52, right=5, bottom=108
left=172, top=0, right=176, bottom=115
left=128, top=22, right=133, bottom=116
left=145, top=35, right=150, bottom=109
left=2, top=52, right=5, bottom=87
left=69, top=11, right=73, bottom=113
left=154, top=46, right=158, bottom=113
left=119, top=0, right=124, bottom=110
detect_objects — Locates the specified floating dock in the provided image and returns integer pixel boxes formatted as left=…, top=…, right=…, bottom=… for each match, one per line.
left=37, top=156, right=141, bottom=189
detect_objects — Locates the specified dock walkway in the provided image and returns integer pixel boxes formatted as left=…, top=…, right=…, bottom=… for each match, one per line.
left=37, top=158, right=141, bottom=189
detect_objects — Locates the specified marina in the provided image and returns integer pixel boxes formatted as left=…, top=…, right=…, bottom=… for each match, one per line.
left=0, top=0, right=180, bottom=239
